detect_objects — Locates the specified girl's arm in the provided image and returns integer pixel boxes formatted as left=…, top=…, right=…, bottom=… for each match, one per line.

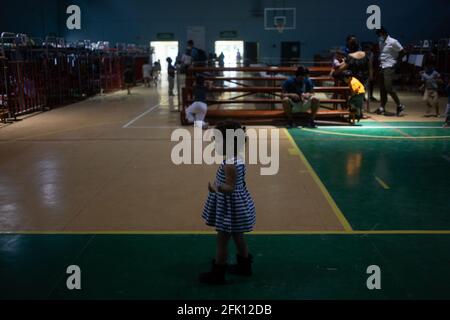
left=218, top=164, right=236, bottom=193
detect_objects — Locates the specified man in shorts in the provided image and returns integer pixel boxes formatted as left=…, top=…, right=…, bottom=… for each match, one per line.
left=282, top=66, right=320, bottom=128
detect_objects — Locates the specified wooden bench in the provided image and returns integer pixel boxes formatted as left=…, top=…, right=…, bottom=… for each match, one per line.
left=187, top=76, right=335, bottom=82
left=184, top=98, right=347, bottom=105
left=193, top=86, right=349, bottom=94
left=182, top=65, right=354, bottom=125
left=187, top=66, right=332, bottom=73
left=202, top=109, right=352, bottom=125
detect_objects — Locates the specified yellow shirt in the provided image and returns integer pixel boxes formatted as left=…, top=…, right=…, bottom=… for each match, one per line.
left=350, top=77, right=365, bottom=95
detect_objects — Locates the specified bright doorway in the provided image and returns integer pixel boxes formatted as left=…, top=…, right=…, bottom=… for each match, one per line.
left=215, top=41, right=244, bottom=67
left=150, top=41, right=179, bottom=73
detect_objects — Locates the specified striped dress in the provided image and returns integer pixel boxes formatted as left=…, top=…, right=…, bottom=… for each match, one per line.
left=202, top=158, right=256, bottom=233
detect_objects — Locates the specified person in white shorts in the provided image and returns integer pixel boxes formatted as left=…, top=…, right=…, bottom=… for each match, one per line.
left=282, top=66, right=320, bottom=128
left=420, top=62, right=442, bottom=117
left=142, top=63, right=152, bottom=87
left=185, top=75, right=210, bottom=129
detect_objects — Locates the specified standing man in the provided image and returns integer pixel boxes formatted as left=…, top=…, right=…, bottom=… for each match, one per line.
left=236, top=50, right=242, bottom=66
left=166, top=57, right=176, bottom=96
left=187, top=40, right=199, bottom=63
left=375, top=27, right=406, bottom=116
left=282, top=66, right=320, bottom=128
left=218, top=52, right=225, bottom=68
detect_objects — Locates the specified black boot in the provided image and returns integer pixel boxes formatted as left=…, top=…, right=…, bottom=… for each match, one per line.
left=228, top=254, right=253, bottom=277
left=304, top=118, right=317, bottom=128
left=199, top=260, right=227, bottom=285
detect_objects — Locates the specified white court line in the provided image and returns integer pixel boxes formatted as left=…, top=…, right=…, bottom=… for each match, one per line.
left=321, top=126, right=444, bottom=129
left=122, top=99, right=167, bottom=128
left=126, top=125, right=182, bottom=129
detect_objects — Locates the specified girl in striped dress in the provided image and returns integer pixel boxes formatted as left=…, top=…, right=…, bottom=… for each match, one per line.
left=199, top=121, right=256, bottom=285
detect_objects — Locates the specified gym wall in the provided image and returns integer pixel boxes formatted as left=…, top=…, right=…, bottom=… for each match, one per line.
left=1, top=0, right=449, bottom=60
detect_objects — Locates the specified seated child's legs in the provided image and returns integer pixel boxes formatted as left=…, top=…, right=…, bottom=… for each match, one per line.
left=185, top=107, right=196, bottom=123
left=195, top=102, right=208, bottom=121
left=186, top=102, right=208, bottom=126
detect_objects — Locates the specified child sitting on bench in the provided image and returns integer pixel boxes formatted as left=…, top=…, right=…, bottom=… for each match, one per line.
left=342, top=70, right=365, bottom=123
left=185, top=75, right=211, bottom=129
left=281, top=66, right=320, bottom=128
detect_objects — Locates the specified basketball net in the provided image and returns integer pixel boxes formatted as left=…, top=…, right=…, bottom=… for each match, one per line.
left=276, top=23, right=285, bottom=34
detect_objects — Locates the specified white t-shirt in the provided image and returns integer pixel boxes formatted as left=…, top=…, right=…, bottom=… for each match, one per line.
left=181, top=54, right=192, bottom=65
left=421, top=70, right=441, bottom=90
left=379, top=36, right=404, bottom=69
left=142, top=64, right=152, bottom=78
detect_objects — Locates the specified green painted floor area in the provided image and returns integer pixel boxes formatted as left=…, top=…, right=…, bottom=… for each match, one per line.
left=1, top=121, right=448, bottom=300
left=1, top=234, right=450, bottom=300
left=289, top=122, right=450, bottom=230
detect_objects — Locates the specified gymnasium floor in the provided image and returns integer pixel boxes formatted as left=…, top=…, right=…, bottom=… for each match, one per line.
left=1, top=83, right=449, bottom=299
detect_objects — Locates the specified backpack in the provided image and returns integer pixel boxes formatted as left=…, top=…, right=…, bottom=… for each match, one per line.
left=194, top=48, right=208, bottom=62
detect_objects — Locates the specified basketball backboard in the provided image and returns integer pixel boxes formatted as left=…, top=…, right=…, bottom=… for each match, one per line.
left=264, top=8, right=296, bottom=31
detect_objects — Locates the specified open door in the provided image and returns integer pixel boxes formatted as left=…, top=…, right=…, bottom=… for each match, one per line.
left=281, top=42, right=301, bottom=66
left=244, top=42, right=259, bottom=66
left=150, top=41, right=179, bottom=73
left=214, top=41, right=244, bottom=67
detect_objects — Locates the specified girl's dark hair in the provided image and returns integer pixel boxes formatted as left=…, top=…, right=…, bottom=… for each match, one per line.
left=346, top=35, right=357, bottom=43
left=348, top=38, right=360, bottom=53
left=215, top=120, right=247, bottom=157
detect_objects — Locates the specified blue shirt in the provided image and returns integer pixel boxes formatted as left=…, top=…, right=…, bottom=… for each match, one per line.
left=190, top=47, right=199, bottom=61
left=193, top=85, right=207, bottom=102
left=282, top=77, right=314, bottom=95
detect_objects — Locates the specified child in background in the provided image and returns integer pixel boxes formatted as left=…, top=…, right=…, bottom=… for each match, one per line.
left=420, top=63, right=442, bottom=117
left=330, top=49, right=346, bottom=76
left=342, top=70, right=365, bottom=123
left=153, top=61, right=161, bottom=82
left=184, top=75, right=210, bottom=129
left=123, top=66, right=134, bottom=95
left=142, top=63, right=152, bottom=88
left=200, top=121, right=256, bottom=285
left=444, top=79, right=450, bottom=128
left=166, top=57, right=176, bottom=96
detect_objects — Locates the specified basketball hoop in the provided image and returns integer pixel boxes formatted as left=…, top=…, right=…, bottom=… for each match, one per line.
left=276, top=22, right=285, bottom=34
